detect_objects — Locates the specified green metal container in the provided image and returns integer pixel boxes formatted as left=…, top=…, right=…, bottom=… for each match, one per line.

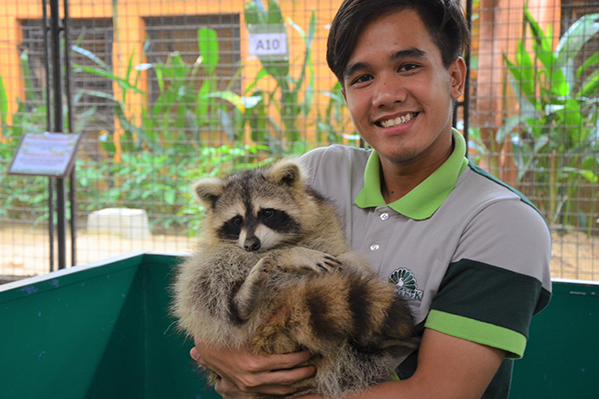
left=0, top=252, right=218, bottom=399
left=510, top=278, right=598, bottom=398
left=0, top=252, right=596, bottom=398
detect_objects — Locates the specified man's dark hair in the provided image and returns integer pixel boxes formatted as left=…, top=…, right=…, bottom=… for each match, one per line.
left=326, top=0, right=471, bottom=85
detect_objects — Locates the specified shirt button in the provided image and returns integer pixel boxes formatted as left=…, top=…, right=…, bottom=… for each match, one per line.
left=370, top=243, right=380, bottom=251
left=380, top=212, right=390, bottom=221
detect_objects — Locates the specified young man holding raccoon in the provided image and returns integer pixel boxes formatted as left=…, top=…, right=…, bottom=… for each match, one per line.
left=189, top=0, right=552, bottom=398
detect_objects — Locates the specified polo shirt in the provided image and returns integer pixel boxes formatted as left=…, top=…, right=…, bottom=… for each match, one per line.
left=300, top=129, right=552, bottom=398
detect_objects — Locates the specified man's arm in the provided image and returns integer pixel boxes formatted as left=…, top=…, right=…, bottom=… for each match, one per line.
left=192, top=327, right=505, bottom=399
left=299, top=328, right=504, bottom=399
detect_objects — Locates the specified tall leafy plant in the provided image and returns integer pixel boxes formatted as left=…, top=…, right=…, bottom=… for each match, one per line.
left=73, top=27, right=239, bottom=156
left=501, top=6, right=599, bottom=229
left=75, top=144, right=271, bottom=234
left=243, top=0, right=316, bottom=152
left=0, top=49, right=92, bottom=223
left=73, top=45, right=150, bottom=155
left=315, top=81, right=359, bottom=145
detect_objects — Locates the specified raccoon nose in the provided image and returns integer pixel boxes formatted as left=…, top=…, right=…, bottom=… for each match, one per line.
left=244, top=237, right=261, bottom=252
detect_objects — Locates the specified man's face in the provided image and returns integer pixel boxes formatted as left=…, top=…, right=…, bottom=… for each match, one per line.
left=342, top=9, right=466, bottom=169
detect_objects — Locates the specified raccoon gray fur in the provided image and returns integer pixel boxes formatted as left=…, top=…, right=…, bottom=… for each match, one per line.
left=172, top=158, right=415, bottom=399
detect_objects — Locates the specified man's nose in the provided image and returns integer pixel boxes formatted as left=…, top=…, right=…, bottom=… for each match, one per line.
left=372, top=74, right=407, bottom=108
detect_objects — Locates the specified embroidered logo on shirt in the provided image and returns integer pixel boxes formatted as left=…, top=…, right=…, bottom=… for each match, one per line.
left=389, top=268, right=424, bottom=302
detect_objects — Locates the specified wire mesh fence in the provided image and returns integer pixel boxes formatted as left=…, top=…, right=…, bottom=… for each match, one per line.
left=470, top=0, right=599, bottom=280
left=0, top=0, right=598, bottom=282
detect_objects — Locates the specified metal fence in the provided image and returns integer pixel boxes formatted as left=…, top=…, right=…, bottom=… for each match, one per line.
left=0, top=0, right=598, bottom=282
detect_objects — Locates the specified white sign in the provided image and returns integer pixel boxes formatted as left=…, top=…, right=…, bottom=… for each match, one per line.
left=8, top=132, right=82, bottom=177
left=249, top=32, right=288, bottom=56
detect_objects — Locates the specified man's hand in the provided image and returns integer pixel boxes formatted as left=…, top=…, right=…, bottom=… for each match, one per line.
left=212, top=376, right=253, bottom=399
left=190, top=328, right=505, bottom=399
left=191, top=339, right=316, bottom=397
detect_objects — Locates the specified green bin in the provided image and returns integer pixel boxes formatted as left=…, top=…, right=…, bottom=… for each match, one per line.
left=0, top=251, right=218, bottom=399
left=510, top=278, right=598, bottom=397
left=1, top=252, right=597, bottom=398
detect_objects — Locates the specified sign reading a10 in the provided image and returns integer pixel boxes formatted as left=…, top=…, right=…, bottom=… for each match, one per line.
left=249, top=32, right=288, bottom=57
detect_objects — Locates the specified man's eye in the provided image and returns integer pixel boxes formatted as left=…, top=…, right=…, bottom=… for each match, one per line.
left=351, top=74, right=372, bottom=85
left=399, top=64, right=419, bottom=73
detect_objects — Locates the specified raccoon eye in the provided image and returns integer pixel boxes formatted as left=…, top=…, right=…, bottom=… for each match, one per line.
left=231, top=216, right=243, bottom=226
left=261, top=209, right=275, bottom=218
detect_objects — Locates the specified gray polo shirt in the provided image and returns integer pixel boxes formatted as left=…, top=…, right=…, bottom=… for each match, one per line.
left=300, top=130, right=551, bottom=395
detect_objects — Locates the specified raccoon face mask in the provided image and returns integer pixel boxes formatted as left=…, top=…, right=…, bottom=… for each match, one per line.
left=192, top=160, right=320, bottom=252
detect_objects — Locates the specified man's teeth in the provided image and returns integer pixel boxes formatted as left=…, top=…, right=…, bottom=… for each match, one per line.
left=381, top=113, right=416, bottom=128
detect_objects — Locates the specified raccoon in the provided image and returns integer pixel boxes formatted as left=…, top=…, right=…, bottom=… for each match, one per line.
left=172, top=158, right=416, bottom=399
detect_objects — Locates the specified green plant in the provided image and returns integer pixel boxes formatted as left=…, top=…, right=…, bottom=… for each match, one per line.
left=464, top=125, right=489, bottom=167
left=0, top=50, right=55, bottom=222
left=501, top=6, right=599, bottom=229
left=75, top=144, right=273, bottom=235
left=0, top=45, right=103, bottom=224
left=0, top=16, right=340, bottom=235
left=315, top=81, right=360, bottom=145
left=72, top=27, right=251, bottom=156
left=0, top=50, right=49, bottom=142
left=243, top=0, right=316, bottom=152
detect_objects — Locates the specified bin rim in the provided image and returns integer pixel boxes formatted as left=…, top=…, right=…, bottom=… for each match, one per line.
left=0, top=251, right=189, bottom=293
left=551, top=277, right=599, bottom=287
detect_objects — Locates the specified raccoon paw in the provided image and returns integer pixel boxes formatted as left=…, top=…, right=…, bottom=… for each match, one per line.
left=316, top=255, right=342, bottom=272
left=233, top=258, right=276, bottom=321
left=276, top=247, right=342, bottom=274
left=251, top=256, right=275, bottom=282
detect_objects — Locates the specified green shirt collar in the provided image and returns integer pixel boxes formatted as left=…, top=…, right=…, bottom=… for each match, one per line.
left=354, top=129, right=469, bottom=220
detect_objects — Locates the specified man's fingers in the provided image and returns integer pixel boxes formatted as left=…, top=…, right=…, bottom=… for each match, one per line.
left=237, top=364, right=316, bottom=389
left=238, top=350, right=315, bottom=387
left=268, top=364, right=317, bottom=386
left=238, top=364, right=316, bottom=396
left=190, top=347, right=208, bottom=367
left=214, top=377, right=261, bottom=399
left=268, top=350, right=314, bottom=370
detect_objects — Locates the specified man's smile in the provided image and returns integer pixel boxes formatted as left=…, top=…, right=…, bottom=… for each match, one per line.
left=378, top=112, right=419, bottom=128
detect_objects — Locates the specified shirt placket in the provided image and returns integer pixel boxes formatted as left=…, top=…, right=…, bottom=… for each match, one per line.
left=358, top=206, right=395, bottom=274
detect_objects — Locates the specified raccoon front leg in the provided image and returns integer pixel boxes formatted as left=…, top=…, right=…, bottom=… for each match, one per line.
left=231, top=256, right=276, bottom=322
left=231, top=248, right=340, bottom=322
left=269, top=247, right=341, bottom=274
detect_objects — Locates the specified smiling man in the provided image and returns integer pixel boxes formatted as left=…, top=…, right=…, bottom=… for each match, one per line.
left=190, top=1, right=552, bottom=398
left=339, top=8, right=465, bottom=201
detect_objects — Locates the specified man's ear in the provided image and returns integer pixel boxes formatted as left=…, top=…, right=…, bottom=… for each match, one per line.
left=449, top=57, right=467, bottom=100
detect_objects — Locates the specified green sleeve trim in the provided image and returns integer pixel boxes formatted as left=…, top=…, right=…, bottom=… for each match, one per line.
left=425, top=310, right=527, bottom=359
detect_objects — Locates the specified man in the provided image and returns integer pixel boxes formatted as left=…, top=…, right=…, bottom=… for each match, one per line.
left=190, top=1, right=552, bottom=398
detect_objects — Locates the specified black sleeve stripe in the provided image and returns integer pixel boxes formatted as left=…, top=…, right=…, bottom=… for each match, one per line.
left=430, top=259, right=546, bottom=337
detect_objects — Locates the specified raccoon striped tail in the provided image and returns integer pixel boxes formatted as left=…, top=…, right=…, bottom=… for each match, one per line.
left=306, top=270, right=414, bottom=353
left=251, top=269, right=415, bottom=358
left=249, top=269, right=415, bottom=398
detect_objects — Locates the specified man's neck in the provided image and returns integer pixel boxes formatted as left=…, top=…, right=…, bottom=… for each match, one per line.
left=379, top=141, right=454, bottom=204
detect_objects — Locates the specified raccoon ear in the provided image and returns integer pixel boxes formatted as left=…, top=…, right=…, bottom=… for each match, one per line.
left=267, top=159, right=305, bottom=187
left=192, top=178, right=225, bottom=208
